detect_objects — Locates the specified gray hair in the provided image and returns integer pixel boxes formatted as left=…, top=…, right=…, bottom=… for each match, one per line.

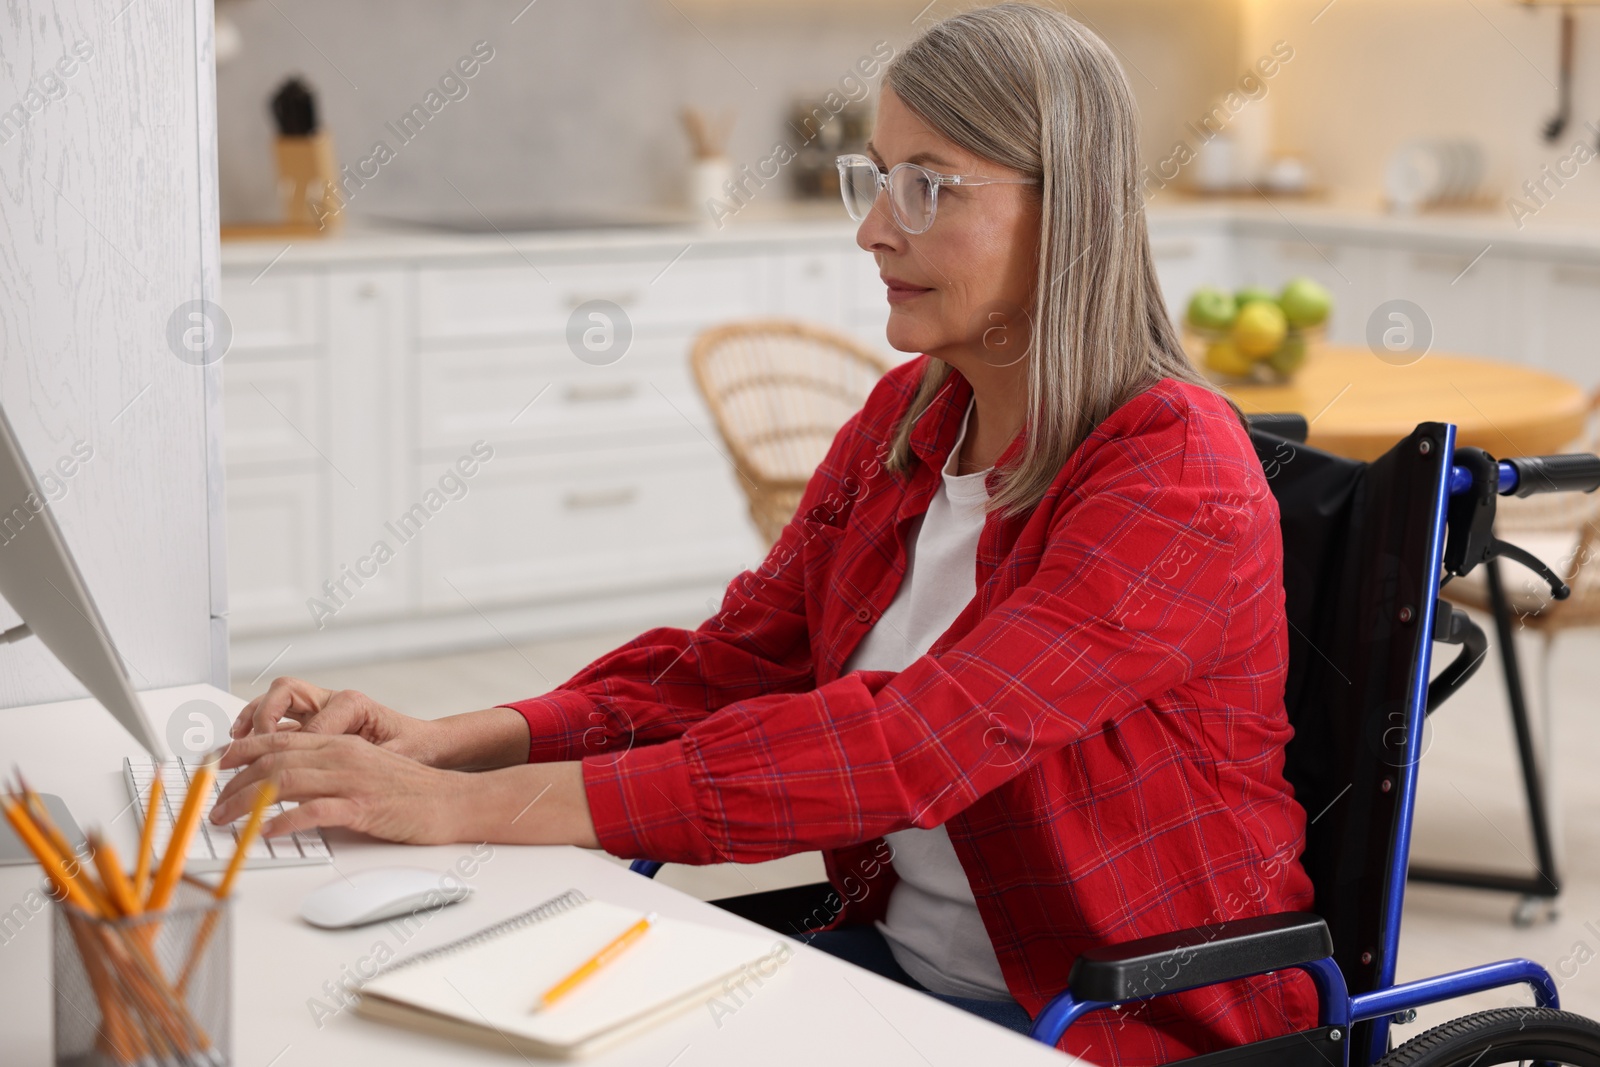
left=882, top=2, right=1244, bottom=516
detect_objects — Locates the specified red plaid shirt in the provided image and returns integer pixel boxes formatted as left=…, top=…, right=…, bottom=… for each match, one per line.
left=507, top=358, right=1319, bottom=1065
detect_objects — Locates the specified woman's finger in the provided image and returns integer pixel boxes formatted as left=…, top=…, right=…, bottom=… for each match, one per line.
left=244, top=678, right=328, bottom=738
left=220, top=726, right=325, bottom=769
left=214, top=732, right=332, bottom=819
left=261, top=797, right=361, bottom=839
left=230, top=696, right=261, bottom=739
left=213, top=750, right=350, bottom=824
left=234, top=679, right=293, bottom=738
left=299, top=689, right=369, bottom=737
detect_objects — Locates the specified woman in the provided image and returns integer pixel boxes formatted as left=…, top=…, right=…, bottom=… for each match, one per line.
left=212, top=5, right=1319, bottom=1062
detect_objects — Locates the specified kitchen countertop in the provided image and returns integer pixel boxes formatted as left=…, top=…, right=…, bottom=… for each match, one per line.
left=217, top=194, right=1600, bottom=269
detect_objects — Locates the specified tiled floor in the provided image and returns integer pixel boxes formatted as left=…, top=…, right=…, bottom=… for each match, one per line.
left=232, top=608, right=1600, bottom=1046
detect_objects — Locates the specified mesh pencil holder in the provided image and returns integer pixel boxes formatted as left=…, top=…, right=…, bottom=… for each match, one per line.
left=52, top=876, right=230, bottom=1067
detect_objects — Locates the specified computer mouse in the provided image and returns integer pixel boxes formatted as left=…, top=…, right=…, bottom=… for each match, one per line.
left=300, top=866, right=473, bottom=929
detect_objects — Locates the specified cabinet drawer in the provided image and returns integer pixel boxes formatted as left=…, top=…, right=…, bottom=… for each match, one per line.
left=222, top=357, right=326, bottom=469
left=843, top=248, right=886, bottom=320
left=415, top=443, right=758, bottom=610
left=417, top=254, right=761, bottom=341
left=221, top=272, right=320, bottom=352
left=774, top=249, right=847, bottom=324
left=416, top=339, right=713, bottom=452
left=225, top=471, right=326, bottom=635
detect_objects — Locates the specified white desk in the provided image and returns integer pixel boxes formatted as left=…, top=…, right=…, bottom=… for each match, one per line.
left=0, top=685, right=1087, bottom=1066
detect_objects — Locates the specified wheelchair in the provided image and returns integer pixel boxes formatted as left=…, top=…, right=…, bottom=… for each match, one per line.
left=631, top=415, right=1600, bottom=1066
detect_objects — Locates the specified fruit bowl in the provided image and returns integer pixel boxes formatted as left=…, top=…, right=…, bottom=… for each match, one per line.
left=1185, top=323, right=1327, bottom=385
left=1182, top=278, right=1332, bottom=385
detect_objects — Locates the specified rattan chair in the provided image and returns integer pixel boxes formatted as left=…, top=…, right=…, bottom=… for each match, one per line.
left=690, top=319, right=895, bottom=546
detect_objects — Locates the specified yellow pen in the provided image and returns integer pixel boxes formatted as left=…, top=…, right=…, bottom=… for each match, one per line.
left=534, top=912, right=657, bottom=1012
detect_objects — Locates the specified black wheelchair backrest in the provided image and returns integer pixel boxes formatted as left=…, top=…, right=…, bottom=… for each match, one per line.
left=1248, top=421, right=1453, bottom=1041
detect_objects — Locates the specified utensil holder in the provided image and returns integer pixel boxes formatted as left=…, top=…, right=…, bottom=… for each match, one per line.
left=275, top=130, right=341, bottom=231
left=53, top=877, right=230, bottom=1067
left=689, top=156, right=734, bottom=225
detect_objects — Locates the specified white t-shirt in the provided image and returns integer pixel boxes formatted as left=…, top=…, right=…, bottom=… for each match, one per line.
left=839, top=397, right=1012, bottom=1002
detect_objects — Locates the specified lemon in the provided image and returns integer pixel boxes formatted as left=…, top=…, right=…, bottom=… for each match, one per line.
left=1233, top=301, right=1289, bottom=359
left=1205, top=340, right=1254, bottom=378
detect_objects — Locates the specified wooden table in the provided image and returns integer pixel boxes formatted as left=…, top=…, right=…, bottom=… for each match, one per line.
left=1219, top=346, right=1588, bottom=461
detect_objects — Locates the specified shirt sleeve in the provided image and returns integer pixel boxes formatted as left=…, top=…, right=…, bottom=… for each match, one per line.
left=500, top=412, right=872, bottom=765
left=581, top=417, right=1273, bottom=863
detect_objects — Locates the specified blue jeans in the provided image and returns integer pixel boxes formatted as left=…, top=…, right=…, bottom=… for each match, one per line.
left=803, top=926, right=1035, bottom=1036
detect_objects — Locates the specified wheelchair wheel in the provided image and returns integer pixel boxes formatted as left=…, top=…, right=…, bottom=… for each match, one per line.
left=1376, top=1007, right=1600, bottom=1065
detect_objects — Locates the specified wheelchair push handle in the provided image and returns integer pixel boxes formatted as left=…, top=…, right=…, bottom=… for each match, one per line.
left=1449, top=453, right=1600, bottom=498
left=1501, top=453, right=1600, bottom=497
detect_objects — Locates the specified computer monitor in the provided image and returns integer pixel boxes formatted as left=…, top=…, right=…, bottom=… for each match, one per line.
left=0, top=401, right=164, bottom=757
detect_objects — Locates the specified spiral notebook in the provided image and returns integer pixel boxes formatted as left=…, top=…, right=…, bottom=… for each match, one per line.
left=355, top=889, right=787, bottom=1059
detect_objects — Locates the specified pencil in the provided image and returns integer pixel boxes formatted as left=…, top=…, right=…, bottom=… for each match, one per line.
left=89, top=833, right=142, bottom=918
left=214, top=779, right=275, bottom=901
left=133, top=771, right=163, bottom=902
left=15, top=779, right=114, bottom=918
left=5, top=777, right=213, bottom=1063
left=146, top=754, right=217, bottom=912
left=0, top=793, right=97, bottom=913
left=534, top=911, right=657, bottom=1011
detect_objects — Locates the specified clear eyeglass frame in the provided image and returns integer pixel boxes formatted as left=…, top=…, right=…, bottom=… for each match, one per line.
left=835, top=152, right=1039, bottom=235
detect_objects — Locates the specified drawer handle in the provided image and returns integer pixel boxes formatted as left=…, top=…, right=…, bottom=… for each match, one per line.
left=566, top=291, right=638, bottom=310
left=563, top=382, right=638, bottom=403
left=563, top=487, right=638, bottom=510
left=1151, top=241, right=1196, bottom=260
left=1553, top=265, right=1600, bottom=288
left=1280, top=242, right=1334, bottom=261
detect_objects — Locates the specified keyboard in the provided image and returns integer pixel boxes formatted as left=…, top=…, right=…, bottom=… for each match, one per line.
left=122, top=758, right=333, bottom=872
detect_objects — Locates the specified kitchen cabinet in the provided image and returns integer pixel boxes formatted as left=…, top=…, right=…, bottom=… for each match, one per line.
left=222, top=239, right=810, bottom=672
left=415, top=441, right=754, bottom=612
left=325, top=269, right=412, bottom=623
left=1517, top=256, right=1600, bottom=389
left=774, top=248, right=848, bottom=326
left=1377, top=243, right=1516, bottom=361
left=224, top=471, right=327, bottom=635
left=1148, top=225, right=1234, bottom=327
left=219, top=209, right=1600, bottom=671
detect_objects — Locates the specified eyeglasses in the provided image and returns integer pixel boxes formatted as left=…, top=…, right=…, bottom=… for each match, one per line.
left=836, top=153, right=1039, bottom=235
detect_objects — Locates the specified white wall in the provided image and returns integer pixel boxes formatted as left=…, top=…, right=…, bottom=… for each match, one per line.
left=1240, top=0, right=1600, bottom=221
left=211, top=0, right=1244, bottom=225
left=0, top=0, right=227, bottom=707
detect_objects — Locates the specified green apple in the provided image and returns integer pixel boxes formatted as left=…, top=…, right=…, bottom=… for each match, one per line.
left=1186, top=287, right=1237, bottom=330
left=1233, top=300, right=1289, bottom=359
left=1235, top=285, right=1278, bottom=308
left=1268, top=334, right=1309, bottom=377
left=1280, top=277, right=1332, bottom=329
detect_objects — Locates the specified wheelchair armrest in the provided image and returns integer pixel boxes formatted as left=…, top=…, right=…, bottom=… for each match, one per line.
left=1068, top=912, right=1333, bottom=1003
left=1246, top=413, right=1309, bottom=443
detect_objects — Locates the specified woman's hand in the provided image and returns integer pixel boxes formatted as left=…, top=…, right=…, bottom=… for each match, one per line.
left=230, top=677, right=444, bottom=765
left=211, top=732, right=464, bottom=843
left=230, top=677, right=534, bottom=771
left=211, top=731, right=599, bottom=848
